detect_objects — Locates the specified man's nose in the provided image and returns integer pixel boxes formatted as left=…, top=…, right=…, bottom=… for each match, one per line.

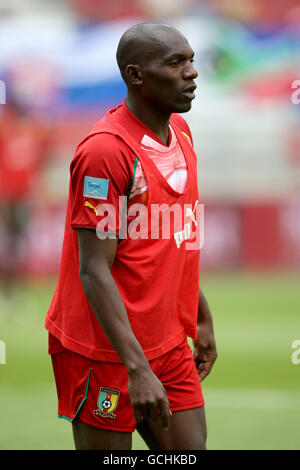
left=183, top=61, right=198, bottom=80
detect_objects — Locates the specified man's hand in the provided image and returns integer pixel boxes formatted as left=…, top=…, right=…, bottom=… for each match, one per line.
left=128, top=366, right=171, bottom=430
left=193, top=316, right=217, bottom=382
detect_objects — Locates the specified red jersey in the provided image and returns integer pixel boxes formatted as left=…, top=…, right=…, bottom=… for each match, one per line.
left=0, top=109, right=48, bottom=202
left=45, top=102, right=201, bottom=363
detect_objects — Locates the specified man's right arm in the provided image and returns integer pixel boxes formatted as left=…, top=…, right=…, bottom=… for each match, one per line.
left=77, top=228, right=171, bottom=428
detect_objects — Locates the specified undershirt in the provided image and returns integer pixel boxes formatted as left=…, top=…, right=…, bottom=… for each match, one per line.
left=117, top=103, right=187, bottom=204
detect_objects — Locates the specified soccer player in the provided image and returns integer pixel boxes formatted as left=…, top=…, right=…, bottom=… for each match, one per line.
left=0, top=96, right=50, bottom=298
left=45, top=23, right=217, bottom=450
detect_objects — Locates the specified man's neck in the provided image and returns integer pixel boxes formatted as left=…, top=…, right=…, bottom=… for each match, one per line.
left=125, top=95, right=170, bottom=145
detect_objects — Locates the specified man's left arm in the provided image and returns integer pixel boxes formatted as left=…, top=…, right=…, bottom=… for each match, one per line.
left=193, top=288, right=217, bottom=381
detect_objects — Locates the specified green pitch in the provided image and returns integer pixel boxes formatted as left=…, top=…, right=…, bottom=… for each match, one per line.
left=0, top=272, right=299, bottom=450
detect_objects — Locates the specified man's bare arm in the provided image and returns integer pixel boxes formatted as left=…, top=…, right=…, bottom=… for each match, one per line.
left=193, top=288, right=217, bottom=381
left=77, top=228, right=171, bottom=428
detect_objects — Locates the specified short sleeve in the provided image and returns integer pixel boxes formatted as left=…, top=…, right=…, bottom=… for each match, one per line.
left=70, top=133, right=135, bottom=237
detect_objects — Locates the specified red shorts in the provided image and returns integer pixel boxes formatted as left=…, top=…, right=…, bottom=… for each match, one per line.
left=50, top=334, right=205, bottom=433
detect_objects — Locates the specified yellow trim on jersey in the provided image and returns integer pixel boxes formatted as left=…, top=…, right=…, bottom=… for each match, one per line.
left=181, top=131, right=191, bottom=143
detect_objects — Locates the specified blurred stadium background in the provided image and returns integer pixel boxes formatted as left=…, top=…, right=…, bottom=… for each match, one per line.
left=0, top=0, right=299, bottom=450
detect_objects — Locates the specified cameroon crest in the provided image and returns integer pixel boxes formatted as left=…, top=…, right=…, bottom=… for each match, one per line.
left=93, top=387, right=120, bottom=419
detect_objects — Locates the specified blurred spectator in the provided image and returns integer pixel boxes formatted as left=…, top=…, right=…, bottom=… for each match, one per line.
left=0, top=96, right=51, bottom=296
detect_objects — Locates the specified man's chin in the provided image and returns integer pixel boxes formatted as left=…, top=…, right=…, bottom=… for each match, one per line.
left=173, top=101, right=193, bottom=114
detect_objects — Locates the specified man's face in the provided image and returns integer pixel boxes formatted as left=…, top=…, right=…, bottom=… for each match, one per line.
left=139, top=31, right=198, bottom=114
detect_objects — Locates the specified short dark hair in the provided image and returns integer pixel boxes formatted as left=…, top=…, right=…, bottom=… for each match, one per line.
left=116, top=23, right=180, bottom=83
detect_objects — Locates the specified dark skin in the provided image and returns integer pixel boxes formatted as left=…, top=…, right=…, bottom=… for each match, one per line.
left=124, top=26, right=198, bottom=144
left=73, top=23, right=217, bottom=450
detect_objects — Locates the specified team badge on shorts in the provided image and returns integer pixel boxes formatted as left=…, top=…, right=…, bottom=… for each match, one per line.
left=93, top=387, right=120, bottom=419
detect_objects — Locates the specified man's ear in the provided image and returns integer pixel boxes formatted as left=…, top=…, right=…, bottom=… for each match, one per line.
left=125, top=64, right=143, bottom=86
